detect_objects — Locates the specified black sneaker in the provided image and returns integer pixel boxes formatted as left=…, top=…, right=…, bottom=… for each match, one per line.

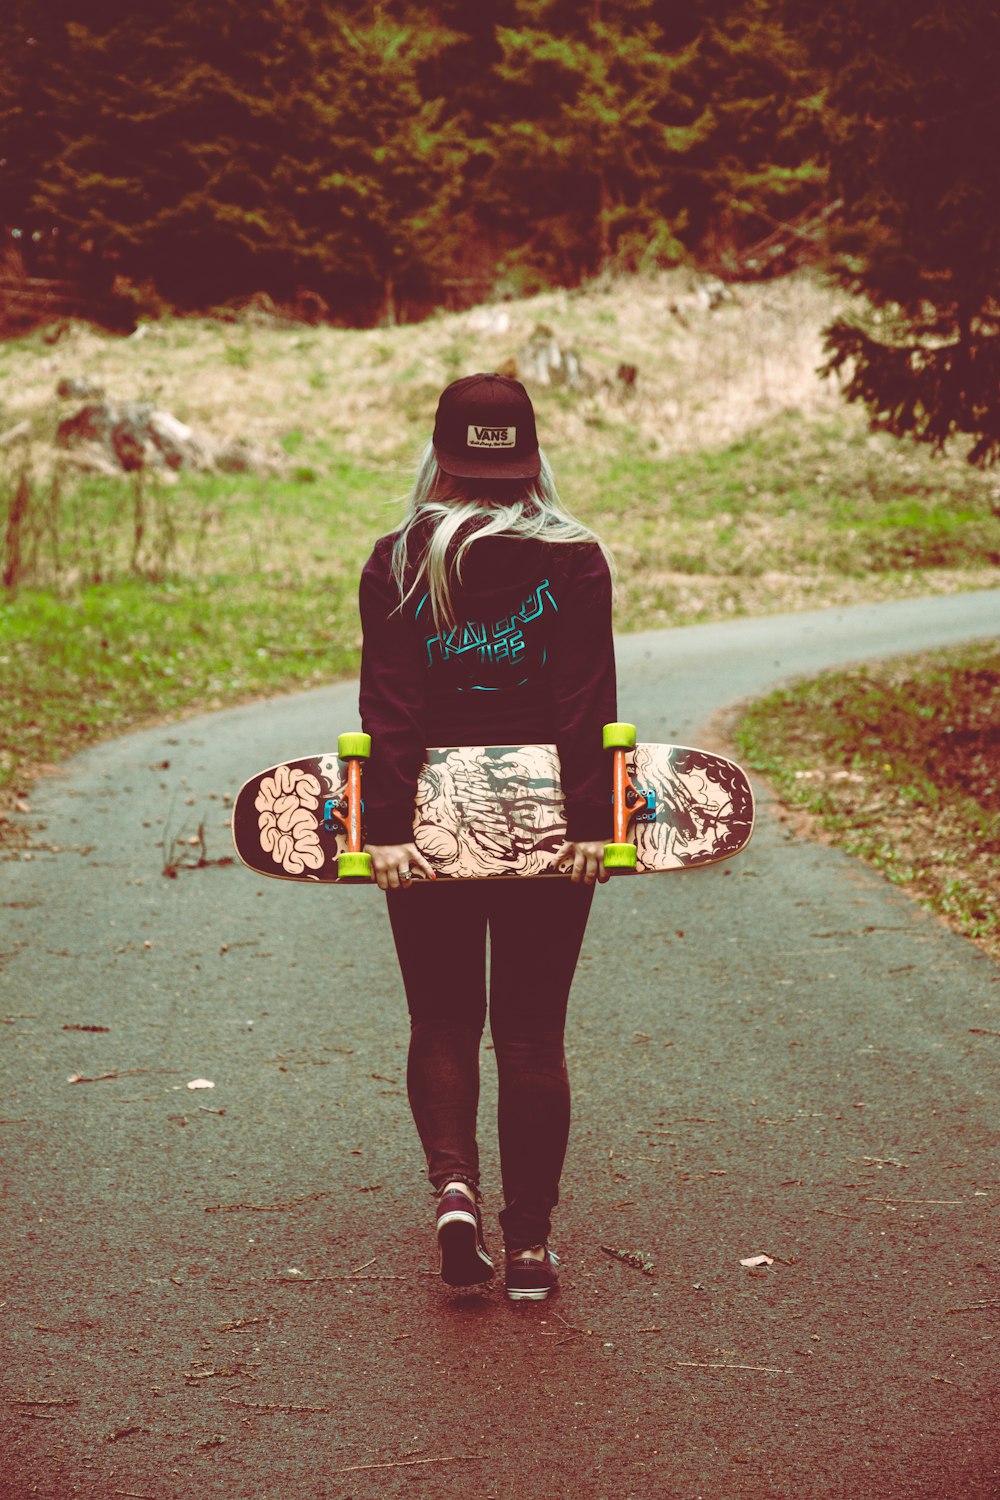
left=435, top=1187, right=495, bottom=1288
left=504, top=1246, right=560, bottom=1302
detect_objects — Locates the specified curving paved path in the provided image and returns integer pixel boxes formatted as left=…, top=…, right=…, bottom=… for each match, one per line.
left=1, top=589, right=998, bottom=1500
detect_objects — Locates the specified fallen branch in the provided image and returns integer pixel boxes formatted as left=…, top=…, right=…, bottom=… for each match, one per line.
left=0, top=420, right=31, bottom=448
left=4, top=1396, right=80, bottom=1407
left=67, top=1069, right=148, bottom=1085
left=875, top=1198, right=965, bottom=1206
left=551, top=1310, right=593, bottom=1341
left=278, top=1273, right=408, bottom=1284
left=205, top=1190, right=331, bottom=1214
left=331, top=1456, right=486, bottom=1475
left=601, top=1244, right=655, bottom=1276
left=676, top=1362, right=791, bottom=1374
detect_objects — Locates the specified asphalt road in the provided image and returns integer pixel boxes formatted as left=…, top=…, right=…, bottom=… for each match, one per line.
left=2, top=589, right=998, bottom=1500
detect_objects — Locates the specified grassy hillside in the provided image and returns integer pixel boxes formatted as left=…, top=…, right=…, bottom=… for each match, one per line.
left=2, top=270, right=999, bottom=808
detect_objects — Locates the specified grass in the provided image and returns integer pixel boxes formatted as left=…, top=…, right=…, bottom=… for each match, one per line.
left=2, top=267, right=999, bottom=906
left=732, top=642, right=999, bottom=959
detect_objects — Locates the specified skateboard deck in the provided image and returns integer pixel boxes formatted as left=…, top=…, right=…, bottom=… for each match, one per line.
left=231, top=742, right=754, bottom=883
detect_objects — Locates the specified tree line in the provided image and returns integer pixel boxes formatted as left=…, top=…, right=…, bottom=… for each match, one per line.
left=1, top=0, right=825, bottom=322
left=2, top=0, right=997, bottom=461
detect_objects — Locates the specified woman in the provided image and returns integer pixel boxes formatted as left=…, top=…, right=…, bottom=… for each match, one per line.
left=358, top=373, right=616, bottom=1301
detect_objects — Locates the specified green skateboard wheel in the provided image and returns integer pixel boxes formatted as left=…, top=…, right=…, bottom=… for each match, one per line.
left=603, top=842, right=638, bottom=871
left=337, top=851, right=373, bottom=881
left=602, top=722, right=637, bottom=750
left=337, top=732, right=371, bottom=759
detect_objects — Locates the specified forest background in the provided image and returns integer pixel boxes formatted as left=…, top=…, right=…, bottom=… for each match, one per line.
left=2, top=0, right=832, bottom=323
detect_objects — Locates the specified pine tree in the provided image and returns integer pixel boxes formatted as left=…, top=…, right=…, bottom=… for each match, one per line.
left=795, top=0, right=1000, bottom=464
left=33, top=0, right=313, bottom=306
left=662, top=0, right=826, bottom=260
left=287, top=6, right=472, bottom=322
left=486, top=0, right=704, bottom=284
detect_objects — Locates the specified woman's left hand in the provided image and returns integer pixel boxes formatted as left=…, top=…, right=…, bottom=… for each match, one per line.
left=552, top=840, right=609, bottom=885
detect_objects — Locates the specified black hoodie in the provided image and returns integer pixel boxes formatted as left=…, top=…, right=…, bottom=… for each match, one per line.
left=358, top=527, right=617, bottom=845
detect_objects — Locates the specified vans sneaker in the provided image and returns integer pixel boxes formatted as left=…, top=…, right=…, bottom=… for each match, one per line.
left=435, top=1186, right=495, bottom=1288
left=504, top=1246, right=560, bottom=1302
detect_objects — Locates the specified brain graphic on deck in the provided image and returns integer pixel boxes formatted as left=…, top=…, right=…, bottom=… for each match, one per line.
left=254, top=764, right=326, bottom=875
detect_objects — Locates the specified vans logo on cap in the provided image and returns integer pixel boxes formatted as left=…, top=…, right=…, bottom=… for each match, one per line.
left=467, top=424, right=516, bottom=449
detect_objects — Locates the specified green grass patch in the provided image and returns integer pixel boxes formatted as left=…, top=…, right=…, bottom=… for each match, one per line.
left=733, top=642, right=999, bottom=957
left=0, top=576, right=362, bottom=792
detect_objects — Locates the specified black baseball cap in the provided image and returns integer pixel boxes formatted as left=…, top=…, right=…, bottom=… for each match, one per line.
left=432, top=373, right=540, bottom=480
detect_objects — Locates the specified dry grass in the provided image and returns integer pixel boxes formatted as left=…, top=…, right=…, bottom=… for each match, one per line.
left=1, top=268, right=848, bottom=477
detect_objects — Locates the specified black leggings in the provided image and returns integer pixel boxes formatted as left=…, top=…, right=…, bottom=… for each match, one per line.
left=386, top=877, right=594, bottom=1249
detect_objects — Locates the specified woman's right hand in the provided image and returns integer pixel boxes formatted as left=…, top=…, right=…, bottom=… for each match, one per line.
left=365, top=841, right=436, bottom=892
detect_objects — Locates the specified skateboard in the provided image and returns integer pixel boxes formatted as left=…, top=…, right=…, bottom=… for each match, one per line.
left=231, top=724, right=754, bottom=883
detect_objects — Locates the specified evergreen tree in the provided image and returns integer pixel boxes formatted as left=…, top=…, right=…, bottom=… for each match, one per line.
left=288, top=6, right=472, bottom=322
left=486, top=0, right=704, bottom=284
left=663, top=0, right=826, bottom=259
left=33, top=0, right=313, bottom=305
left=0, top=0, right=83, bottom=275
left=794, top=0, right=1000, bottom=464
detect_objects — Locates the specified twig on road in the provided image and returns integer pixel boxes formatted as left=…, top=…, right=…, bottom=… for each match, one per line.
left=220, top=1396, right=330, bottom=1413
left=204, top=1190, right=331, bottom=1214
left=875, top=1198, right=965, bottom=1206
left=183, top=1365, right=253, bottom=1383
left=67, top=1069, right=149, bottom=1084
left=331, top=1456, right=486, bottom=1475
left=677, top=1362, right=792, bottom=1374
left=4, top=1396, right=80, bottom=1407
left=601, top=1245, right=655, bottom=1276
left=544, top=1310, right=595, bottom=1346
left=946, top=1298, right=1000, bottom=1314
left=277, top=1273, right=409, bottom=1283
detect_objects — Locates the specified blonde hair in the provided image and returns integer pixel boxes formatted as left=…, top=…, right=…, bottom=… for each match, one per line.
left=390, top=442, right=614, bottom=631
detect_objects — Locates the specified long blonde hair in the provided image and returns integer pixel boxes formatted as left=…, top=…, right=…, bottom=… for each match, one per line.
left=389, top=442, right=614, bottom=631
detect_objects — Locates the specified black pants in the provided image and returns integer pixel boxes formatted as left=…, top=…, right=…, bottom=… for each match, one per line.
left=386, top=877, right=594, bottom=1250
